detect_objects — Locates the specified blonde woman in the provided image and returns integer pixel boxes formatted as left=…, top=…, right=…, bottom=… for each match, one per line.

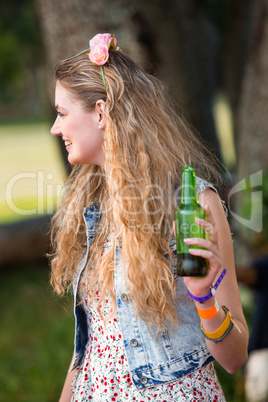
left=50, top=34, right=248, bottom=401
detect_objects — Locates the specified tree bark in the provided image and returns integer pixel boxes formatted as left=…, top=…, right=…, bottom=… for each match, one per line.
left=235, top=0, right=268, bottom=177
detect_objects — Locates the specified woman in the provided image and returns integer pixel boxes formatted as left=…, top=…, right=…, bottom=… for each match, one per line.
left=50, top=33, right=248, bottom=401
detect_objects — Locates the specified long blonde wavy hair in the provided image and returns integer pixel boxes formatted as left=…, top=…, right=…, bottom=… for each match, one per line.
left=50, top=49, right=222, bottom=328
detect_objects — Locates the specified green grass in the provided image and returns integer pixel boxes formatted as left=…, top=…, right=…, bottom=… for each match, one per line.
left=215, top=362, right=246, bottom=401
left=0, top=265, right=74, bottom=402
left=0, top=196, right=60, bottom=224
left=0, top=120, right=65, bottom=224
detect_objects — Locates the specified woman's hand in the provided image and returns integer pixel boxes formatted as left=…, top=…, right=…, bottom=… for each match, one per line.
left=182, top=204, right=223, bottom=298
left=174, top=189, right=248, bottom=374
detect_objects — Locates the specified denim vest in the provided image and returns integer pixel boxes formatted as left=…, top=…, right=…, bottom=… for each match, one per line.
left=70, top=178, right=220, bottom=389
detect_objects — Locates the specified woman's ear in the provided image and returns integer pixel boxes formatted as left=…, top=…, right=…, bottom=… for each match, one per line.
left=95, top=99, right=106, bottom=129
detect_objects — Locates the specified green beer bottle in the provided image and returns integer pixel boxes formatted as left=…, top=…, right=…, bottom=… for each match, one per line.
left=175, top=165, right=208, bottom=276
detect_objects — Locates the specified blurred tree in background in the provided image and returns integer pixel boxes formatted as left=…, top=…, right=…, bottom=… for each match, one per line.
left=1, top=1, right=268, bottom=400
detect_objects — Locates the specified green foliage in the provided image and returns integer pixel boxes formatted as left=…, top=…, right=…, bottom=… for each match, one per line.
left=0, top=0, right=45, bottom=118
left=215, top=362, right=246, bottom=402
left=0, top=32, right=20, bottom=89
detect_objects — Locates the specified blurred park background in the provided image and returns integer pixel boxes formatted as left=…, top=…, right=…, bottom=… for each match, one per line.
left=1, top=0, right=268, bottom=401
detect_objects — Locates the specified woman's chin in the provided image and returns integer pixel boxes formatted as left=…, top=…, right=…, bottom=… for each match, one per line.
left=67, top=155, right=79, bottom=165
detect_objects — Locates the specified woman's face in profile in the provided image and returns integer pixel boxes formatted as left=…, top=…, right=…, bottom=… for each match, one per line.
left=51, top=81, right=105, bottom=167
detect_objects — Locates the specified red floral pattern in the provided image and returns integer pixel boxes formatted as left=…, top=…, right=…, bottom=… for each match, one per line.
left=71, top=240, right=226, bottom=401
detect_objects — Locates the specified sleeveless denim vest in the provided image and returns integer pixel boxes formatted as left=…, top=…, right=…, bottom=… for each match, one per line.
left=70, top=177, right=222, bottom=389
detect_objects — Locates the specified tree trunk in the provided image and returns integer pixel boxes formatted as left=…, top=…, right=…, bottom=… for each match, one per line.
left=0, top=216, right=51, bottom=268
left=235, top=0, right=268, bottom=177
left=223, top=0, right=253, bottom=118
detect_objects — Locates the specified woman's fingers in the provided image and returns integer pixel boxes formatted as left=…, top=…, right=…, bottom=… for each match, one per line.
left=182, top=205, right=224, bottom=296
left=188, top=247, right=221, bottom=266
left=184, top=237, right=222, bottom=270
left=184, top=237, right=218, bottom=252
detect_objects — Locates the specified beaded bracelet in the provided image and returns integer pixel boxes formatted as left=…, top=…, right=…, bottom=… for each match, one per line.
left=187, top=268, right=227, bottom=303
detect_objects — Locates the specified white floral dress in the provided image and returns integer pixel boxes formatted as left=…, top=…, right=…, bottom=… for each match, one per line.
left=71, top=287, right=226, bottom=402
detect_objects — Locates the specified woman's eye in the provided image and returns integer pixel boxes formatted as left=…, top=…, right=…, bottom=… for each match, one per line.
left=57, top=111, right=64, bottom=117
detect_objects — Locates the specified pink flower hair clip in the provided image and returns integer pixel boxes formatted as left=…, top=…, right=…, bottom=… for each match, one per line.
left=87, top=33, right=121, bottom=91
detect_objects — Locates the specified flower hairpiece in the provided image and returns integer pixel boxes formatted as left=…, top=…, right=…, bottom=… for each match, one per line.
left=87, top=33, right=121, bottom=91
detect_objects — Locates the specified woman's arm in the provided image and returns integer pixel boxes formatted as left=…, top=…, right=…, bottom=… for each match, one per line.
left=59, top=355, right=76, bottom=402
left=183, top=189, right=249, bottom=373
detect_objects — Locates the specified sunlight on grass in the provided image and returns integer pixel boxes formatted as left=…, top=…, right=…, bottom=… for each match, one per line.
left=0, top=121, right=66, bottom=223
left=0, top=196, right=61, bottom=224
left=213, top=93, right=236, bottom=170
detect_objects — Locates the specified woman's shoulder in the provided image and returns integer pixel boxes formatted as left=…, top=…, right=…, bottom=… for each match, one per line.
left=196, top=176, right=217, bottom=194
left=195, top=176, right=228, bottom=217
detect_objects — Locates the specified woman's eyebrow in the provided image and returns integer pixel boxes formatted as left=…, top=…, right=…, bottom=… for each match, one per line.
left=55, top=104, right=68, bottom=111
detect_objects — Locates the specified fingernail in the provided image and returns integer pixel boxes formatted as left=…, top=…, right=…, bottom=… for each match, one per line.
left=184, top=238, right=192, bottom=243
left=189, top=248, right=198, bottom=254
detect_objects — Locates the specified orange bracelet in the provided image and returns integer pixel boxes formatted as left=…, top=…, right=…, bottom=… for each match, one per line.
left=196, top=300, right=220, bottom=319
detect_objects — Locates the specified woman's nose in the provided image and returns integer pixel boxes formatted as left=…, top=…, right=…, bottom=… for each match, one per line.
left=50, top=118, right=61, bottom=136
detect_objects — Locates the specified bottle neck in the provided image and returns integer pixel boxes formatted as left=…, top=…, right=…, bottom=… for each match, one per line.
left=181, top=170, right=198, bottom=204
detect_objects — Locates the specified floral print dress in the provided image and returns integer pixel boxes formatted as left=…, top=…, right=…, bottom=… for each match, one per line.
left=71, top=288, right=226, bottom=402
